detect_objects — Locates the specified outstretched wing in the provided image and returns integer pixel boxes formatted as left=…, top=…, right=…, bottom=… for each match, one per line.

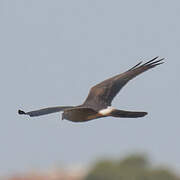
left=18, top=106, right=74, bottom=117
left=83, top=57, right=164, bottom=110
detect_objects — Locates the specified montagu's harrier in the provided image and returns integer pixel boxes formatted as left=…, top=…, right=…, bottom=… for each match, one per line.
left=18, top=57, right=164, bottom=122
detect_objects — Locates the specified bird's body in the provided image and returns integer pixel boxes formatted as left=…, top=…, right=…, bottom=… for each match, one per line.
left=62, top=107, right=103, bottom=122
left=18, top=57, right=164, bottom=123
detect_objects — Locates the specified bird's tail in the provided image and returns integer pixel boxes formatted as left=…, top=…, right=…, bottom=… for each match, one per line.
left=18, top=106, right=74, bottom=117
left=110, top=109, right=148, bottom=118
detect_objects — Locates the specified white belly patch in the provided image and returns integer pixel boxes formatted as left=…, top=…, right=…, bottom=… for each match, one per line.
left=98, top=106, right=116, bottom=116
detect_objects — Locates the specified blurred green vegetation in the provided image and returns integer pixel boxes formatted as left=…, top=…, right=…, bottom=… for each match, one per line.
left=85, top=154, right=179, bottom=180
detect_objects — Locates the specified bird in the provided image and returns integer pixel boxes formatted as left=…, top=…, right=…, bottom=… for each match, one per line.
left=18, top=57, right=164, bottom=123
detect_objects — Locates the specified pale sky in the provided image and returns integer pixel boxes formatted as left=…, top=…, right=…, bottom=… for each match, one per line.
left=0, top=0, right=180, bottom=176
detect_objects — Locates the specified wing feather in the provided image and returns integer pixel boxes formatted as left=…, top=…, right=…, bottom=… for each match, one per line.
left=18, top=106, right=74, bottom=117
left=83, top=57, right=164, bottom=110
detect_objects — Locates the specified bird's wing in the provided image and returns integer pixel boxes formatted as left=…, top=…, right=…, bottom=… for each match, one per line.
left=18, top=106, right=74, bottom=117
left=83, top=57, right=164, bottom=110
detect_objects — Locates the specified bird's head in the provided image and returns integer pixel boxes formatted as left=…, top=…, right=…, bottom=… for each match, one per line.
left=61, top=110, right=76, bottom=121
left=62, top=112, right=65, bottom=120
left=62, top=111, right=69, bottom=120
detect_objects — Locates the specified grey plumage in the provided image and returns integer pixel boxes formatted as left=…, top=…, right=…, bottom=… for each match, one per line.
left=18, top=106, right=73, bottom=117
left=18, top=57, right=164, bottom=122
left=82, top=57, right=164, bottom=111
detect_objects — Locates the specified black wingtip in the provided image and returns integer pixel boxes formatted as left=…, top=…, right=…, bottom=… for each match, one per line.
left=129, top=57, right=165, bottom=72
left=129, top=61, right=143, bottom=71
left=18, top=109, right=26, bottom=115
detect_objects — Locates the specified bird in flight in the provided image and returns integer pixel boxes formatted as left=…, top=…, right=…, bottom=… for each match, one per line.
left=19, top=57, right=164, bottom=123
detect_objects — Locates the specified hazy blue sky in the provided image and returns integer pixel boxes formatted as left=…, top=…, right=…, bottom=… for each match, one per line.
left=0, top=0, right=179, bottom=176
